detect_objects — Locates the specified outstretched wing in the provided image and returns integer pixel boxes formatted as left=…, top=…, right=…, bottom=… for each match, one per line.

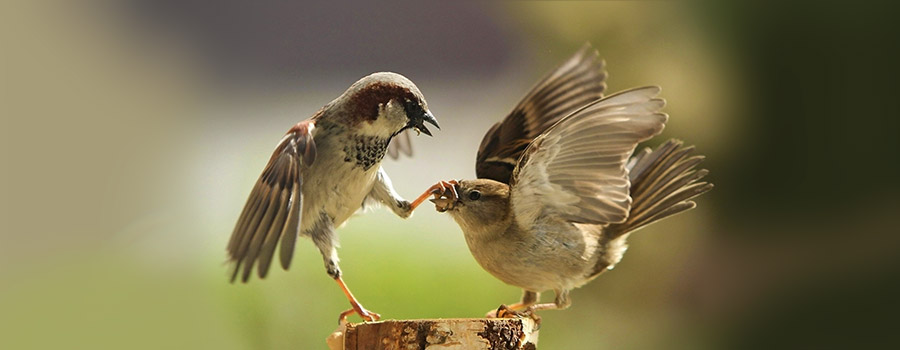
left=476, top=43, right=608, bottom=184
left=510, top=87, right=667, bottom=228
left=227, top=120, right=317, bottom=283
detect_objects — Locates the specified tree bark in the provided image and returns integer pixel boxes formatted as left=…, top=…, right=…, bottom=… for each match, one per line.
left=328, top=318, right=539, bottom=350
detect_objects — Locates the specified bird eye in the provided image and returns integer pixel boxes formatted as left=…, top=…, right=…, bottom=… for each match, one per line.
left=468, top=191, right=481, bottom=201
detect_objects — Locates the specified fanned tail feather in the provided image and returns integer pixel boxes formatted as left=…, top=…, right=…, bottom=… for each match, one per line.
left=607, top=139, right=713, bottom=237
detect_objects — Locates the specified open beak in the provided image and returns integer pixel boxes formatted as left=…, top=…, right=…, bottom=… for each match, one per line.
left=410, top=110, right=439, bottom=136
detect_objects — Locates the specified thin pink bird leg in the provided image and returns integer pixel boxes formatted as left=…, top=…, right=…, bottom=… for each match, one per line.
left=336, top=276, right=381, bottom=324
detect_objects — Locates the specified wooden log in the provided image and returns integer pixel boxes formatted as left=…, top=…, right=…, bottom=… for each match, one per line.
left=327, top=318, right=539, bottom=350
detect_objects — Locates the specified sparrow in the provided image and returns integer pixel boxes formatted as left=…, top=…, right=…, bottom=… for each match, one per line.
left=413, top=45, right=712, bottom=318
left=226, top=72, right=439, bottom=322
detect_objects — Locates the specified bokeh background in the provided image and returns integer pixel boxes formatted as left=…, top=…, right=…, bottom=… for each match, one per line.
left=3, top=1, right=899, bottom=349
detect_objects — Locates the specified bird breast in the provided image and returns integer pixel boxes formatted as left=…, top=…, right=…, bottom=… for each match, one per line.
left=299, top=130, right=385, bottom=232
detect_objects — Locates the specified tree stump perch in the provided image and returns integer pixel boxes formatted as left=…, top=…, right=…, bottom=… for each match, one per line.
left=328, top=318, right=539, bottom=350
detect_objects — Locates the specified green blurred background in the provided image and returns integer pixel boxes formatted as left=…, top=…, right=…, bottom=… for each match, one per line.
left=3, top=1, right=899, bottom=349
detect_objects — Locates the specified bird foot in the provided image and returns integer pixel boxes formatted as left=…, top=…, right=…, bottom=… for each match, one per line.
left=338, top=305, right=381, bottom=324
left=334, top=276, right=381, bottom=324
left=486, top=304, right=523, bottom=318
left=429, top=180, right=460, bottom=212
left=410, top=180, right=459, bottom=212
left=486, top=305, right=542, bottom=327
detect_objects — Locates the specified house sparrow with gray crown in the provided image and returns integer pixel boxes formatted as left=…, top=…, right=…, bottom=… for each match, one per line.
left=411, top=44, right=713, bottom=319
left=226, top=72, right=438, bottom=322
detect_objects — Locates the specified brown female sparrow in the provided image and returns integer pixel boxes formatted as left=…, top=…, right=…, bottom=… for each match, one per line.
left=226, top=72, right=438, bottom=322
left=409, top=45, right=712, bottom=318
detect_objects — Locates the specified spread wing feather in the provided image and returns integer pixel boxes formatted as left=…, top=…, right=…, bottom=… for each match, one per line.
left=476, top=43, right=608, bottom=184
left=510, top=87, right=668, bottom=227
left=227, top=121, right=316, bottom=282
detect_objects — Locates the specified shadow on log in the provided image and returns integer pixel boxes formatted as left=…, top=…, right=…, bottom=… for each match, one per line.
left=328, top=318, right=539, bottom=350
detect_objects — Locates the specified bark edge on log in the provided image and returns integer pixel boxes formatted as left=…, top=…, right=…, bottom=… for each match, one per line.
left=328, top=318, right=539, bottom=350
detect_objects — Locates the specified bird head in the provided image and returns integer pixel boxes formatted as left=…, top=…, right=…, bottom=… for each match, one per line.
left=429, top=179, right=512, bottom=237
left=337, top=72, right=439, bottom=138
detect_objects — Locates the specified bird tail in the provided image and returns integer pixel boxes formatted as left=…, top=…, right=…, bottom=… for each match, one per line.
left=606, top=139, right=713, bottom=238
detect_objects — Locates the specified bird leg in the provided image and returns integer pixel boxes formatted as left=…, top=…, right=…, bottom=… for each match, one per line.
left=335, top=275, right=381, bottom=324
left=490, top=290, right=569, bottom=327
left=410, top=180, right=459, bottom=212
left=522, top=289, right=571, bottom=318
left=487, top=290, right=539, bottom=318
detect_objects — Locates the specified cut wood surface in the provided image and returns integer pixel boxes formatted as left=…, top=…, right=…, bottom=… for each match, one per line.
left=327, top=318, right=539, bottom=350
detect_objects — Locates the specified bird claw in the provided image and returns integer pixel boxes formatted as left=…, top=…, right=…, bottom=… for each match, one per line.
left=338, top=306, right=381, bottom=324
left=410, top=180, right=459, bottom=212
left=487, top=304, right=525, bottom=318
left=486, top=305, right=542, bottom=327
left=429, top=180, right=460, bottom=212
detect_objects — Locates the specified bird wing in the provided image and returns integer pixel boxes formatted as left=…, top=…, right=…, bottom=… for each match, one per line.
left=476, top=43, right=608, bottom=184
left=509, top=87, right=667, bottom=228
left=226, top=120, right=317, bottom=283
left=386, top=129, right=414, bottom=159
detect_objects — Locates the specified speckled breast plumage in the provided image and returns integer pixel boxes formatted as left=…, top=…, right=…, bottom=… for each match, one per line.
left=342, top=135, right=389, bottom=170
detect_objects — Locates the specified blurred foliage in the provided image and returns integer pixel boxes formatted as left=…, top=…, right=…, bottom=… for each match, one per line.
left=2, top=1, right=899, bottom=349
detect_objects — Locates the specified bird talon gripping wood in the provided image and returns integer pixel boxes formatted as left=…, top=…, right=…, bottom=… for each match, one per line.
left=338, top=305, right=381, bottom=324
left=494, top=305, right=518, bottom=318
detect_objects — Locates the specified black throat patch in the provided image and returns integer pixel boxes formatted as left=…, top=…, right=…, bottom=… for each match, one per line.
left=343, top=135, right=389, bottom=170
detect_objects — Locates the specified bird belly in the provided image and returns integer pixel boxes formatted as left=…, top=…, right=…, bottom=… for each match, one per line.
left=299, top=140, right=379, bottom=233
left=466, top=222, right=597, bottom=292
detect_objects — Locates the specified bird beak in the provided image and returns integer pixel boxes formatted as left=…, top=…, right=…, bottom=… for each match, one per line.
left=429, top=197, right=456, bottom=212
left=410, top=110, right=439, bottom=136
